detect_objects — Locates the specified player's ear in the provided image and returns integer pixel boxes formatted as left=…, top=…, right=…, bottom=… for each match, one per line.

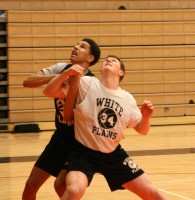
left=119, top=69, right=124, bottom=77
left=87, top=55, right=94, bottom=64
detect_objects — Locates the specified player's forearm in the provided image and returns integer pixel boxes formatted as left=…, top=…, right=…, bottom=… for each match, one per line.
left=64, top=76, right=80, bottom=124
left=135, top=100, right=154, bottom=135
left=23, top=75, right=56, bottom=88
left=135, top=117, right=151, bottom=135
left=44, top=65, right=84, bottom=98
left=43, top=71, right=69, bottom=98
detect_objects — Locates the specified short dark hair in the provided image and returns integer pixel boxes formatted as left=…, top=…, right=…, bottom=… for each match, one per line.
left=82, top=38, right=101, bottom=66
left=106, top=55, right=125, bottom=82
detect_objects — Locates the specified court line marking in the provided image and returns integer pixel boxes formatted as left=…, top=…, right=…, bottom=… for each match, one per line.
left=159, top=188, right=193, bottom=200
left=154, top=179, right=194, bottom=184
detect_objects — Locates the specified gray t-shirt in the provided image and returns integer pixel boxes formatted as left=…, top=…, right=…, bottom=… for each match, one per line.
left=41, top=62, right=68, bottom=75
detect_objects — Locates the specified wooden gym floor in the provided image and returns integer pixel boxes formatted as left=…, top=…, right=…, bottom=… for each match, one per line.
left=0, top=120, right=195, bottom=200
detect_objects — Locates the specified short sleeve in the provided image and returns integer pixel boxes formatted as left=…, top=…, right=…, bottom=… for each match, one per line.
left=126, top=92, right=142, bottom=128
left=41, top=63, right=68, bottom=75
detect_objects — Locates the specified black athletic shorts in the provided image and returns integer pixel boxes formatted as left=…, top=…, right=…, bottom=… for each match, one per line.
left=64, top=141, right=144, bottom=191
left=35, top=126, right=75, bottom=177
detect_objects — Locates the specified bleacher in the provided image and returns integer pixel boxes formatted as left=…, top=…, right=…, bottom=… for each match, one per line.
left=6, top=9, right=195, bottom=123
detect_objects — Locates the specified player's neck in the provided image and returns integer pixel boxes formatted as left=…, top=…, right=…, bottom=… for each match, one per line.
left=71, top=62, right=90, bottom=73
left=100, top=76, right=119, bottom=90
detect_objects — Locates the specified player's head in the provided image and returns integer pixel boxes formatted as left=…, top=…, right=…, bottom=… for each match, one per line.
left=104, top=55, right=125, bottom=82
left=70, top=38, right=101, bottom=67
left=82, top=38, right=101, bottom=66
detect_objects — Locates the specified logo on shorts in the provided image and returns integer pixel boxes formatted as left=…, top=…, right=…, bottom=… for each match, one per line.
left=123, top=157, right=140, bottom=173
left=98, top=108, right=117, bottom=129
left=56, top=98, right=65, bottom=122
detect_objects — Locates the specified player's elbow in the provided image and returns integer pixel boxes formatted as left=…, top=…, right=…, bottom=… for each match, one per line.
left=43, top=87, right=51, bottom=97
left=134, top=125, right=150, bottom=135
left=23, top=79, right=28, bottom=87
left=23, top=79, right=39, bottom=88
left=23, top=80, right=32, bottom=88
left=139, top=130, right=149, bottom=135
left=43, top=87, right=64, bottom=98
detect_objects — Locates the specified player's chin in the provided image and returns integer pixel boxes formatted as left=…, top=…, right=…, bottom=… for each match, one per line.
left=70, top=57, right=78, bottom=63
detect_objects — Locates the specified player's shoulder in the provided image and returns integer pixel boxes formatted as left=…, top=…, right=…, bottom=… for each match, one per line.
left=81, top=76, right=98, bottom=87
left=120, top=88, right=135, bottom=99
left=82, top=76, right=97, bottom=81
left=56, top=62, right=68, bottom=67
left=41, top=62, right=69, bottom=75
left=48, top=62, right=70, bottom=73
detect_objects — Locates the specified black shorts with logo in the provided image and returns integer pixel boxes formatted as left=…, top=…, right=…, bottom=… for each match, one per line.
left=64, top=141, right=144, bottom=191
left=35, top=126, right=75, bottom=177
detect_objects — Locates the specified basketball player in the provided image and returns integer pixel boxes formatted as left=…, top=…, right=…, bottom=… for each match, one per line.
left=44, top=55, right=169, bottom=200
left=22, top=38, right=101, bottom=199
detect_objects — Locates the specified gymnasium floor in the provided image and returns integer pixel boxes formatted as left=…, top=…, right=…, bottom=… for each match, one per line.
left=0, top=121, right=195, bottom=200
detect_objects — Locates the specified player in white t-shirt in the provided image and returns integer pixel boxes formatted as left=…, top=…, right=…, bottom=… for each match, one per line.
left=22, top=38, right=100, bottom=199
left=44, top=55, right=169, bottom=200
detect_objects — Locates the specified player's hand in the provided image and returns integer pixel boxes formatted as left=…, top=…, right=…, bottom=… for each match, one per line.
left=140, top=100, right=154, bottom=118
left=66, top=64, right=85, bottom=77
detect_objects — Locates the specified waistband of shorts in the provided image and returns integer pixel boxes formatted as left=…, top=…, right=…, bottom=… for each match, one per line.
left=74, top=140, right=121, bottom=155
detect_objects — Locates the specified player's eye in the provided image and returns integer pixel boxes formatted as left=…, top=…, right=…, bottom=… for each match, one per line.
left=111, top=58, right=117, bottom=62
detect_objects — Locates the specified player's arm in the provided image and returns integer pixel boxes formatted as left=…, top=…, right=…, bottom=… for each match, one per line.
left=63, top=75, right=81, bottom=125
left=134, top=100, right=154, bottom=135
left=43, top=64, right=84, bottom=98
left=23, top=70, right=56, bottom=88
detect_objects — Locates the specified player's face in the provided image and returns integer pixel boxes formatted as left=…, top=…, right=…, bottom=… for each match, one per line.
left=70, top=41, right=92, bottom=65
left=102, top=57, right=121, bottom=74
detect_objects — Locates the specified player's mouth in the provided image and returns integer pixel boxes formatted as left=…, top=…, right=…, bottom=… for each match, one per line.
left=71, top=50, right=78, bottom=57
left=105, top=63, right=112, bottom=67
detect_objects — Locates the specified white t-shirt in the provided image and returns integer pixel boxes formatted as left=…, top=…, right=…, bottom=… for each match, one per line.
left=74, top=76, right=142, bottom=153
